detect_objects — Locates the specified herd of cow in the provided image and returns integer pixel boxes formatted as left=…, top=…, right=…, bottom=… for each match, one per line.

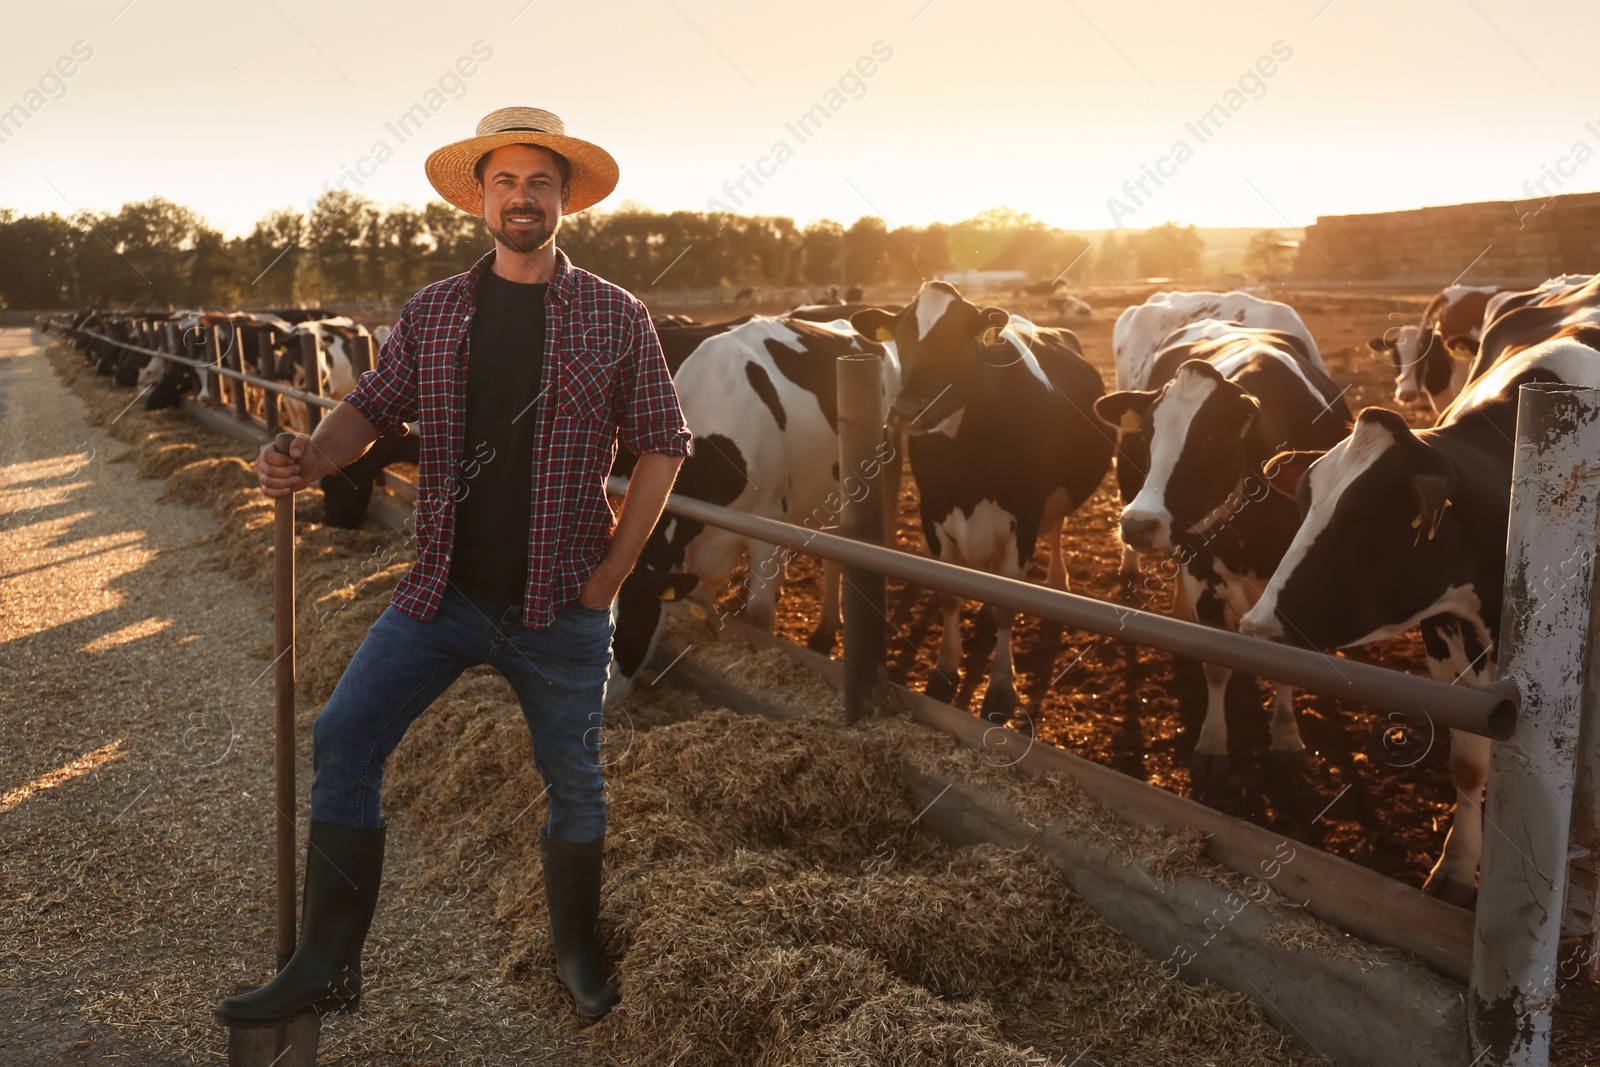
left=58, top=272, right=1600, bottom=906
left=62, top=308, right=414, bottom=526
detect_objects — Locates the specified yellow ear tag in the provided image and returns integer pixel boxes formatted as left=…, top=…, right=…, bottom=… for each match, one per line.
left=687, top=602, right=708, bottom=620
left=980, top=326, right=1003, bottom=346
left=660, top=585, right=677, bottom=601
left=1119, top=411, right=1141, bottom=433
left=874, top=326, right=895, bottom=342
left=1448, top=341, right=1475, bottom=363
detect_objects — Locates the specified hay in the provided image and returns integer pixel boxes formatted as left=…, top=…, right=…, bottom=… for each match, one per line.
left=1269, top=918, right=1389, bottom=970
left=385, top=693, right=1326, bottom=1066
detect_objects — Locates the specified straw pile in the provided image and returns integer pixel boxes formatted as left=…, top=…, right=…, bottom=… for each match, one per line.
left=42, top=341, right=1327, bottom=1066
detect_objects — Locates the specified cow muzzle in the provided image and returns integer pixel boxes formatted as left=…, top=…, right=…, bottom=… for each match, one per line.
left=1238, top=609, right=1284, bottom=641
left=1119, top=511, right=1168, bottom=551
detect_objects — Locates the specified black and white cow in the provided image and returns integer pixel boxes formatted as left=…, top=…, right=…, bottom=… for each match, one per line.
left=1466, top=275, right=1600, bottom=384
left=1239, top=329, right=1600, bottom=904
left=851, top=281, right=1114, bottom=723
left=1366, top=285, right=1507, bottom=414
left=1110, top=292, right=1323, bottom=583
left=607, top=316, right=900, bottom=703
left=1095, top=328, right=1352, bottom=779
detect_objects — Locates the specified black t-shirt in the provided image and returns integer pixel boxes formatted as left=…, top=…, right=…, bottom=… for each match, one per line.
left=447, top=270, right=549, bottom=609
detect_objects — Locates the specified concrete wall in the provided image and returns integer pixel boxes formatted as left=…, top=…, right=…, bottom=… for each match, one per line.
left=1291, top=190, right=1600, bottom=285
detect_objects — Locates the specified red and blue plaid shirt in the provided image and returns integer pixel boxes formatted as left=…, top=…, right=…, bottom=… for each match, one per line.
left=345, top=247, right=690, bottom=629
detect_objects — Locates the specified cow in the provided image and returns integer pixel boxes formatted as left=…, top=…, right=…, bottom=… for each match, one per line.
left=1239, top=328, right=1600, bottom=905
left=1366, top=285, right=1508, bottom=413
left=1094, top=327, right=1352, bottom=780
left=851, top=281, right=1115, bottom=724
left=1110, top=292, right=1323, bottom=585
left=1466, top=275, right=1600, bottom=384
left=268, top=317, right=375, bottom=433
left=321, top=429, right=420, bottom=529
left=1049, top=294, right=1093, bottom=320
left=606, top=316, right=900, bottom=704
left=786, top=302, right=900, bottom=324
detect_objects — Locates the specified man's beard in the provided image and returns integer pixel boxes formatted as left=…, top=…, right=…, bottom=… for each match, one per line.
left=487, top=204, right=559, bottom=255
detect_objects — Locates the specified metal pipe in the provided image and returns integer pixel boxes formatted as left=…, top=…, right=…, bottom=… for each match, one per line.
left=259, top=331, right=281, bottom=436
left=1470, top=383, right=1600, bottom=1066
left=59, top=321, right=339, bottom=410
left=229, top=327, right=249, bottom=421
left=608, top=475, right=1520, bottom=739
left=837, top=355, right=889, bottom=723
left=271, top=431, right=298, bottom=972
left=1569, top=555, right=1600, bottom=980
left=298, top=333, right=322, bottom=433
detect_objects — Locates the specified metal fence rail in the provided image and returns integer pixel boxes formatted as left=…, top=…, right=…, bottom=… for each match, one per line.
left=608, top=475, right=1518, bottom=739
left=54, top=320, right=341, bottom=411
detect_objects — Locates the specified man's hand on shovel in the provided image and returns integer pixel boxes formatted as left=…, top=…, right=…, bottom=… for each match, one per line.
left=258, top=433, right=316, bottom=498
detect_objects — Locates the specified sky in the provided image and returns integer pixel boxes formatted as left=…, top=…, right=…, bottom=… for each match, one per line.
left=2, top=0, right=1598, bottom=238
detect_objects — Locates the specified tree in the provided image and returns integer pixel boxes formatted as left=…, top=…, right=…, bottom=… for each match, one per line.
left=1128, top=222, right=1203, bottom=280
left=1244, top=228, right=1295, bottom=279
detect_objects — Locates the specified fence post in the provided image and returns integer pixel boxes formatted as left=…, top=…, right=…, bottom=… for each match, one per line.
left=298, top=331, right=322, bottom=433
left=260, top=331, right=281, bottom=437
left=837, top=353, right=889, bottom=723
left=350, top=331, right=374, bottom=376
left=164, top=323, right=182, bottom=369
left=1470, top=383, right=1600, bottom=1066
left=1567, top=543, right=1600, bottom=979
left=228, top=326, right=248, bottom=421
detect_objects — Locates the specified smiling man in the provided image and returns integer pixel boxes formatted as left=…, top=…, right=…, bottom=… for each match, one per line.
left=215, top=107, right=688, bottom=1030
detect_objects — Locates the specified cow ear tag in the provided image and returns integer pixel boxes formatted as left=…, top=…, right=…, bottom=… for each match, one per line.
left=980, top=326, right=1003, bottom=347
left=1448, top=340, right=1475, bottom=363
left=1119, top=410, right=1141, bottom=433
left=874, top=326, right=895, bottom=342
left=660, top=585, right=678, bottom=601
left=1411, top=498, right=1453, bottom=542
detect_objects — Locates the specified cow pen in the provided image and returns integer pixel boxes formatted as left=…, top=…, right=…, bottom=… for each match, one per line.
left=42, top=315, right=1600, bottom=1066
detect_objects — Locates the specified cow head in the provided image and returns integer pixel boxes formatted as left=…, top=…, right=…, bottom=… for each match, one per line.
left=1094, top=360, right=1262, bottom=552
left=1368, top=322, right=1433, bottom=405
left=606, top=432, right=750, bottom=702
left=851, top=282, right=1011, bottom=437
left=1239, top=407, right=1464, bottom=650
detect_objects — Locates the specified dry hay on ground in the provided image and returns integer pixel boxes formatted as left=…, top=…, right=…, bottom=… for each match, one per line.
left=45, top=341, right=1323, bottom=1066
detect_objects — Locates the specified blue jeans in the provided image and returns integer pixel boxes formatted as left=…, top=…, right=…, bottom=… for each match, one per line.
left=310, top=585, right=614, bottom=843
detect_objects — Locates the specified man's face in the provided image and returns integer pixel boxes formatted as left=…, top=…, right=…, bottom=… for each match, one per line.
left=476, top=143, right=569, bottom=255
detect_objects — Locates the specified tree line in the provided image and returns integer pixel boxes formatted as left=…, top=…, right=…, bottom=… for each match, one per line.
left=0, top=192, right=1253, bottom=311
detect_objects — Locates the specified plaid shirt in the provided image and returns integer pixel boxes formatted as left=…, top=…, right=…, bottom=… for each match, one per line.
left=345, top=247, right=690, bottom=629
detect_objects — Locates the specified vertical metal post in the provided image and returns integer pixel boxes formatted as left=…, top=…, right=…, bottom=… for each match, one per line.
left=206, top=325, right=225, bottom=405
left=350, top=331, right=374, bottom=375
left=1568, top=547, right=1600, bottom=979
left=299, top=332, right=322, bottom=433
left=837, top=354, right=889, bottom=723
left=260, top=331, right=281, bottom=437
left=229, top=327, right=248, bottom=421
left=1470, top=383, right=1600, bottom=1066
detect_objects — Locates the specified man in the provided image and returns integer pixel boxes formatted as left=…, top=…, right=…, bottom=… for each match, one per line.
left=215, top=107, right=689, bottom=1030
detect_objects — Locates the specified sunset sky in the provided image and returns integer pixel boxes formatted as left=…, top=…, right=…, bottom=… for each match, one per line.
left=3, top=0, right=1597, bottom=237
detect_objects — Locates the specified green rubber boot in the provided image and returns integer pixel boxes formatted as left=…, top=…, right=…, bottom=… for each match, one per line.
left=214, top=821, right=386, bottom=1028
left=540, top=833, right=621, bottom=1023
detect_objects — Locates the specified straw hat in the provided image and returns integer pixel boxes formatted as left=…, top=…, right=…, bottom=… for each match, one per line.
left=425, top=107, right=618, bottom=215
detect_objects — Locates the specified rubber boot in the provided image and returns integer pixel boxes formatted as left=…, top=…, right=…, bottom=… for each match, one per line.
left=214, top=821, right=387, bottom=1028
left=540, top=834, right=621, bottom=1023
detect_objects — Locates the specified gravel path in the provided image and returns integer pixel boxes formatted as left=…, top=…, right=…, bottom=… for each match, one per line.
left=0, top=329, right=591, bottom=1066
